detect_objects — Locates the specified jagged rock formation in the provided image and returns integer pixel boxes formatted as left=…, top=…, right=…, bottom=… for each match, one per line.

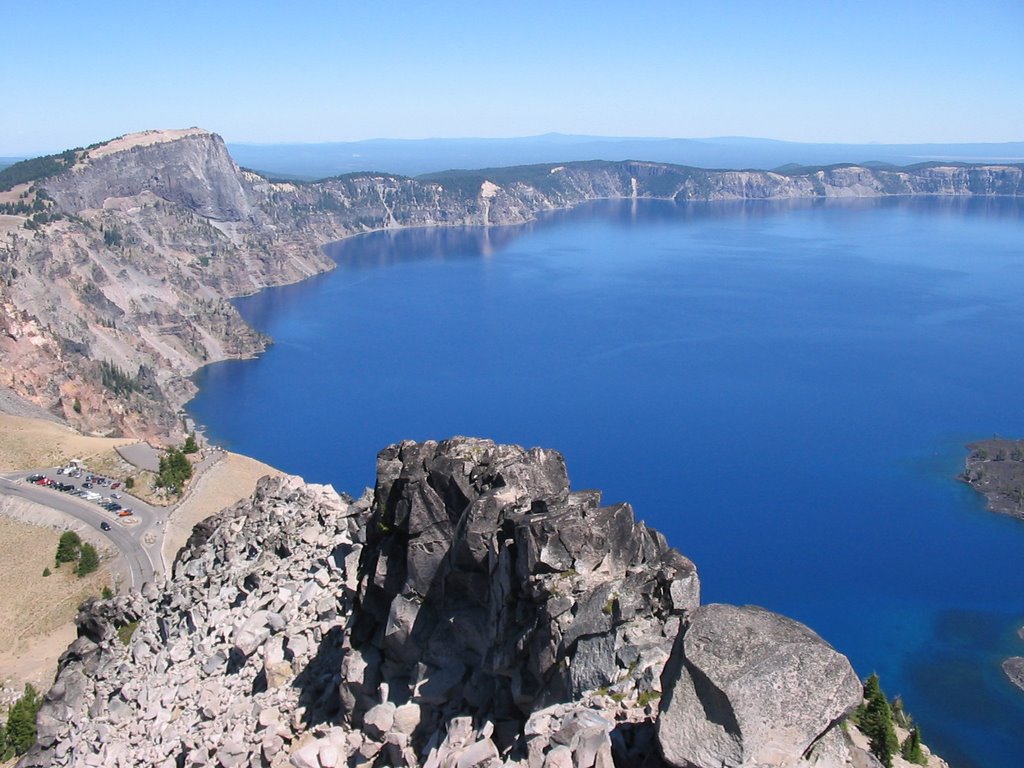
left=19, top=438, right=879, bottom=768
left=1, top=128, right=1022, bottom=436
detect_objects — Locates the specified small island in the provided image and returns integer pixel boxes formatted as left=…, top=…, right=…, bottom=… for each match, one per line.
left=959, top=439, right=1024, bottom=520
left=1004, top=658, right=1024, bottom=694
left=960, top=443, right=1024, bottom=694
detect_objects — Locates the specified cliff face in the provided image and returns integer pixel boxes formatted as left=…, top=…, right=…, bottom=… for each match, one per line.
left=43, top=130, right=254, bottom=221
left=17, top=438, right=877, bottom=768
left=0, top=128, right=1021, bottom=437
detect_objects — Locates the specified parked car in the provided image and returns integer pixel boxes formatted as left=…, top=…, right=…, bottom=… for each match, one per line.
left=82, top=482, right=93, bottom=489
left=26, top=474, right=44, bottom=482
left=100, top=522, right=111, bottom=531
left=111, top=492, right=121, bottom=499
left=118, top=509, right=134, bottom=517
left=111, top=481, right=121, bottom=489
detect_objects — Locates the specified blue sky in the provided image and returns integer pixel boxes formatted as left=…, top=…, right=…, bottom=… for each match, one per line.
left=3, top=0, right=1022, bottom=155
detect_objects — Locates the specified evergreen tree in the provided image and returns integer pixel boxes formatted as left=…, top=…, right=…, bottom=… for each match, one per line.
left=5, top=683, right=41, bottom=755
left=155, top=447, right=193, bottom=491
left=55, top=530, right=81, bottom=564
left=901, top=727, right=926, bottom=765
left=182, top=433, right=199, bottom=454
left=0, top=719, right=8, bottom=760
left=860, top=674, right=899, bottom=768
left=76, top=543, right=99, bottom=577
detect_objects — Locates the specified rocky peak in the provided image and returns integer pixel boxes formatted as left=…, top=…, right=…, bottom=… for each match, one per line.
left=349, top=438, right=698, bottom=726
left=41, top=129, right=253, bottom=221
left=19, top=439, right=882, bottom=768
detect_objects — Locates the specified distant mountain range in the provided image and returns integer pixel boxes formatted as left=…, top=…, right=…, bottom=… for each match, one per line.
left=227, top=134, right=1024, bottom=179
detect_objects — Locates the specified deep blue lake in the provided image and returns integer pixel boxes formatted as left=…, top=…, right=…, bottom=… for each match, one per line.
left=190, top=197, right=1024, bottom=768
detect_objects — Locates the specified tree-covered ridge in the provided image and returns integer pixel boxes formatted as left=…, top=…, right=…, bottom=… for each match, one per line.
left=0, top=148, right=79, bottom=192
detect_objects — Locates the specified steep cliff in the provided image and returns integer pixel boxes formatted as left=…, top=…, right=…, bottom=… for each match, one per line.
left=0, top=128, right=1021, bottom=438
left=18, top=438, right=888, bottom=768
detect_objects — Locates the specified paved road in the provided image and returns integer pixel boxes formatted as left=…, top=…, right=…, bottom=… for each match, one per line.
left=0, top=469, right=165, bottom=590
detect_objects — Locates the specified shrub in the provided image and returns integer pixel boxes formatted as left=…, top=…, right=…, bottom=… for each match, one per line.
left=76, top=543, right=99, bottom=577
left=117, top=620, right=139, bottom=646
left=55, top=530, right=82, bottom=564
left=101, top=585, right=114, bottom=599
left=42, top=567, right=50, bottom=577
left=901, top=727, right=926, bottom=765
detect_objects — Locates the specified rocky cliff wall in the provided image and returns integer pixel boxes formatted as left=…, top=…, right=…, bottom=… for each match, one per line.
left=17, top=438, right=880, bottom=768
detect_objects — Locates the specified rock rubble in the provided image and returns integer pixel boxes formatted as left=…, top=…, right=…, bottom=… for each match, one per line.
left=20, top=438, right=877, bottom=768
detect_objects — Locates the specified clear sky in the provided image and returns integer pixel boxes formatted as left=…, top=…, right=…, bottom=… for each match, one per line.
left=3, top=0, right=1022, bottom=155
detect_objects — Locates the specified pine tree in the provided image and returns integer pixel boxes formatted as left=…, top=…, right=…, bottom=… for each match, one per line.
left=901, top=726, right=926, bottom=765
left=55, top=530, right=82, bottom=564
left=76, top=542, right=99, bottom=577
left=860, top=674, right=899, bottom=768
left=182, top=433, right=199, bottom=454
left=5, top=683, right=41, bottom=755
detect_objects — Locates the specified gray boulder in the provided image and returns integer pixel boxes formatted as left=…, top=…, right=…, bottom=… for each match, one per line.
left=657, top=603, right=861, bottom=768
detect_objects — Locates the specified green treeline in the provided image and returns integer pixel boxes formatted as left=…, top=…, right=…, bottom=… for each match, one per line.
left=855, top=673, right=926, bottom=767
left=54, top=531, right=100, bottom=577
left=0, top=149, right=78, bottom=192
left=99, top=361, right=143, bottom=397
left=0, top=684, right=42, bottom=758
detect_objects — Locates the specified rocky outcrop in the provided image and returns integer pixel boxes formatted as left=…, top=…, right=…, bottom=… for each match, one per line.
left=959, top=439, right=1024, bottom=520
left=657, top=604, right=861, bottom=768
left=348, top=439, right=697, bottom=727
left=1004, top=657, right=1024, bottom=693
left=18, top=438, right=885, bottom=768
left=45, top=132, right=253, bottom=221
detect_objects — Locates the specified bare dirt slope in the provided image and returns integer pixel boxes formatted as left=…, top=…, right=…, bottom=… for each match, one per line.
left=0, top=516, right=110, bottom=703
left=0, top=413, right=133, bottom=471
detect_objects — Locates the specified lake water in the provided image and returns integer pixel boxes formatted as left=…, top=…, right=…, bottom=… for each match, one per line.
left=190, top=197, right=1024, bottom=768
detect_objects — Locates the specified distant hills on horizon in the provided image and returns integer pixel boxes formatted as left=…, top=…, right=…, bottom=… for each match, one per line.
left=225, top=134, right=1024, bottom=180
left=4, top=135, right=1023, bottom=181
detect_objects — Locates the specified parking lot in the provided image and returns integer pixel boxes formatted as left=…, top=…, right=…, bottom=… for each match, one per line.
left=0, top=463, right=165, bottom=588
left=24, top=465, right=139, bottom=527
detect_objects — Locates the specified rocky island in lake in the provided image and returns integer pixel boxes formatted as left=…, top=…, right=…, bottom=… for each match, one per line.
left=959, top=440, right=1024, bottom=694
left=959, top=438, right=1024, bottom=520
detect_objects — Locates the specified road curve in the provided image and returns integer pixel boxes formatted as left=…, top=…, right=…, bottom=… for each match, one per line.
left=0, top=473, right=159, bottom=590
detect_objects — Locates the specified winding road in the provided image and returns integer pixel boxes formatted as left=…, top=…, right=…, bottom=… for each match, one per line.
left=0, top=469, right=165, bottom=589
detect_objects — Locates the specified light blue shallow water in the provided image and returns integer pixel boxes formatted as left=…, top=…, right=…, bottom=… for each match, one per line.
left=190, top=197, right=1024, bottom=767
